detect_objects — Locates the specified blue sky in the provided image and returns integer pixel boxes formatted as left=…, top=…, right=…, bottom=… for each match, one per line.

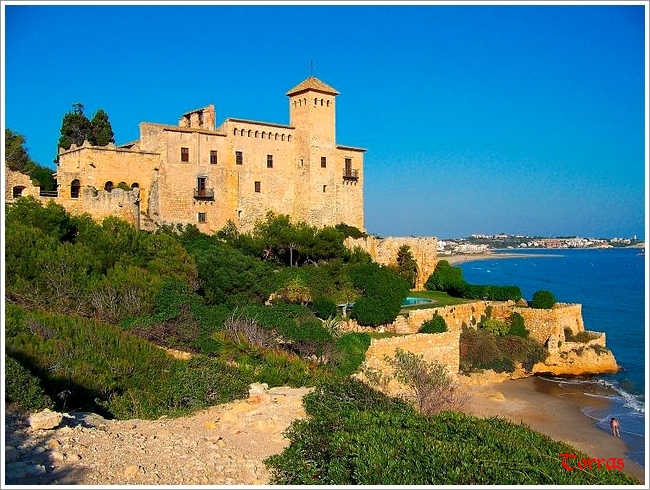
left=2, top=2, right=647, bottom=240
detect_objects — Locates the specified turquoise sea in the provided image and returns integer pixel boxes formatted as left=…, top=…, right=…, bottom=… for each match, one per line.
left=458, top=247, right=647, bottom=469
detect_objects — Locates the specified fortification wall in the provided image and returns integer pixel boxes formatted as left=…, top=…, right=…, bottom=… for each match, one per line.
left=345, top=236, right=438, bottom=290
left=361, top=330, right=461, bottom=396
left=4, top=167, right=40, bottom=201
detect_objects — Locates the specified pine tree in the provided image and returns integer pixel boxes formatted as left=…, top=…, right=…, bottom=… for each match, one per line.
left=5, top=128, right=32, bottom=173
left=55, top=103, right=92, bottom=162
left=90, top=109, right=115, bottom=146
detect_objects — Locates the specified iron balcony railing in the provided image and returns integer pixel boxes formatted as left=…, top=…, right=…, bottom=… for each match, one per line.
left=194, top=188, right=215, bottom=199
left=343, top=169, right=359, bottom=180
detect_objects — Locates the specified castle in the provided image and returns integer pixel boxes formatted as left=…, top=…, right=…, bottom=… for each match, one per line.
left=6, top=75, right=440, bottom=288
left=50, top=76, right=365, bottom=234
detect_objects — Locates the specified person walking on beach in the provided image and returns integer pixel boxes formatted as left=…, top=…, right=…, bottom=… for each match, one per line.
left=610, top=417, right=621, bottom=437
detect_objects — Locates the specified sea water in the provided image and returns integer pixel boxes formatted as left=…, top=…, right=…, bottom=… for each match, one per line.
left=457, top=247, right=647, bottom=468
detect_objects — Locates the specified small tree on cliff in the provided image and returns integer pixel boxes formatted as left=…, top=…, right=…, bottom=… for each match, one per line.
left=531, top=290, right=556, bottom=309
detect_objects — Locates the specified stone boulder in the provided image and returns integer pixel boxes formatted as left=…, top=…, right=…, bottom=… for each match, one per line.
left=28, top=409, right=63, bottom=431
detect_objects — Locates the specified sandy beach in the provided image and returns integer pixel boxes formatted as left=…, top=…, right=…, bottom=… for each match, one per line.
left=461, top=376, right=646, bottom=484
left=442, top=251, right=560, bottom=265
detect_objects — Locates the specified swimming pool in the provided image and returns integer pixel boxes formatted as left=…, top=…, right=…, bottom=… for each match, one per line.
left=401, top=297, right=435, bottom=307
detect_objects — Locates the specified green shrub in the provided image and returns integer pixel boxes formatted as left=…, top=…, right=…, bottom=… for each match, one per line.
left=332, top=333, right=371, bottom=377
left=419, top=315, right=448, bottom=334
left=424, top=260, right=465, bottom=292
left=265, top=378, right=639, bottom=485
left=311, top=296, right=337, bottom=319
left=4, top=354, right=54, bottom=411
left=508, top=312, right=529, bottom=338
left=479, top=318, right=510, bottom=336
left=531, top=290, right=556, bottom=309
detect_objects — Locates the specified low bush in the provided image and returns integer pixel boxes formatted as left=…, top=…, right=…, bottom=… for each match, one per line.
left=460, top=325, right=548, bottom=374
left=419, top=315, right=448, bottom=334
left=5, top=354, right=54, bottom=411
left=384, top=348, right=467, bottom=415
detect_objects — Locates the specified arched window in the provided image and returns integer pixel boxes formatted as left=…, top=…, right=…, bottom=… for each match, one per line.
left=233, top=128, right=238, bottom=136
left=240, top=129, right=245, bottom=136
left=131, top=182, right=139, bottom=189
left=12, top=186, right=25, bottom=198
left=71, top=179, right=81, bottom=198
left=248, top=130, right=252, bottom=137
left=104, top=181, right=114, bottom=192
left=118, top=182, right=127, bottom=190
left=320, top=99, right=324, bottom=106
left=262, top=131, right=266, bottom=139
left=281, top=134, right=285, bottom=141
left=287, top=135, right=291, bottom=142
left=274, top=133, right=278, bottom=140
left=314, top=98, right=318, bottom=105
left=327, top=100, right=330, bottom=107
left=255, top=131, right=259, bottom=138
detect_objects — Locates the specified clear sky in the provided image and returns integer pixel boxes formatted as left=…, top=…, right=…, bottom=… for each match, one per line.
left=2, top=1, right=647, bottom=240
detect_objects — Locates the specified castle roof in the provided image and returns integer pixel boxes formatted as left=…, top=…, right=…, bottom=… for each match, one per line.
left=286, top=76, right=340, bottom=97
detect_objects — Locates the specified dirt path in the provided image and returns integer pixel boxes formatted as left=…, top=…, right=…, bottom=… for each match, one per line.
left=4, top=384, right=313, bottom=485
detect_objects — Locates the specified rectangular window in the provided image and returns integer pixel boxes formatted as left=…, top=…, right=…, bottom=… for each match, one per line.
left=198, top=212, right=206, bottom=223
left=210, top=150, right=217, bottom=165
left=197, top=177, right=207, bottom=197
left=345, top=158, right=352, bottom=174
left=321, top=156, right=327, bottom=168
left=267, top=154, right=273, bottom=168
left=254, top=181, right=261, bottom=193
left=181, top=147, right=189, bottom=162
left=236, top=151, right=243, bottom=165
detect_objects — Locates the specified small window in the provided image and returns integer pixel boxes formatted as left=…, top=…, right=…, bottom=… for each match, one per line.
left=323, top=185, right=327, bottom=193
left=210, top=150, right=217, bottom=165
left=236, top=151, right=243, bottom=165
left=267, top=154, right=273, bottom=168
left=321, top=156, right=327, bottom=168
left=181, top=147, right=189, bottom=162
left=255, top=181, right=261, bottom=193
left=12, top=186, right=25, bottom=198
left=71, top=179, right=81, bottom=199
left=104, top=181, right=114, bottom=192
left=198, top=212, right=206, bottom=223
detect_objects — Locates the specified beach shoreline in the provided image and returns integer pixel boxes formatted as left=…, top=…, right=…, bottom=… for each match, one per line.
left=441, top=251, right=562, bottom=265
left=461, top=375, right=646, bottom=484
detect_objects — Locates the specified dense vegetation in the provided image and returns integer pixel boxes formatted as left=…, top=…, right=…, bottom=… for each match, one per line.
left=425, top=260, right=523, bottom=301
left=4, top=198, right=396, bottom=416
left=265, top=378, right=638, bottom=485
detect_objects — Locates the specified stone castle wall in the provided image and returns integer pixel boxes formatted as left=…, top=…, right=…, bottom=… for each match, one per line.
left=345, top=236, right=438, bottom=290
left=361, top=331, right=461, bottom=397
left=344, top=300, right=614, bottom=380
left=5, top=167, right=40, bottom=201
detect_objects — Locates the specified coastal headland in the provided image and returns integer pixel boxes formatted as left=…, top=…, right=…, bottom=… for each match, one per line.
left=447, top=251, right=645, bottom=484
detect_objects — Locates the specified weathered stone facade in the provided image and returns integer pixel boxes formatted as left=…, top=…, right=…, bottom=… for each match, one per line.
left=5, top=167, right=40, bottom=202
left=52, top=77, right=366, bottom=234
